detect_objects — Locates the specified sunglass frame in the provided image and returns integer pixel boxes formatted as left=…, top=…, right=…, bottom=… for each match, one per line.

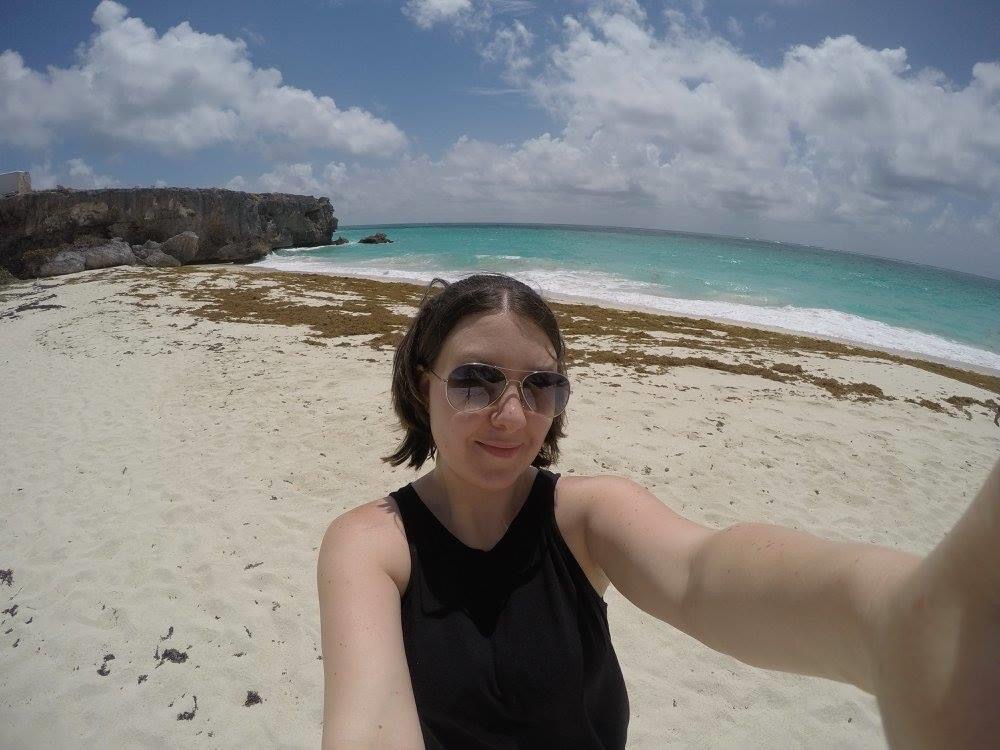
left=427, top=362, right=571, bottom=417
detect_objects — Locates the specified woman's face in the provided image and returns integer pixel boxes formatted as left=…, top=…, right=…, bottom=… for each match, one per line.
left=421, top=310, right=560, bottom=490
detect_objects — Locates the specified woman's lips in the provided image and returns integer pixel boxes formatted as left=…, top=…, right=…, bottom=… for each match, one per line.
left=476, top=441, right=522, bottom=458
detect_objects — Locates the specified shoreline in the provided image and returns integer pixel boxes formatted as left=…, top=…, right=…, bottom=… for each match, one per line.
left=239, top=262, right=1000, bottom=381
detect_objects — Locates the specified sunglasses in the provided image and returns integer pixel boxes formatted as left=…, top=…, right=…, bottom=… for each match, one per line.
left=426, top=362, right=571, bottom=418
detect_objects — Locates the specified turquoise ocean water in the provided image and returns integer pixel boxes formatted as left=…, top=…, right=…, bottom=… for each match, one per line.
left=251, top=224, right=1000, bottom=372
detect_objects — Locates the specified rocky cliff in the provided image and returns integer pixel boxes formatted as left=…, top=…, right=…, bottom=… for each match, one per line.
left=0, top=187, right=336, bottom=278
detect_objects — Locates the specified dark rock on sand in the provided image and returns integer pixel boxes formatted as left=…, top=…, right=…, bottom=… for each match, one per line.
left=1, top=187, right=337, bottom=279
left=358, top=232, right=392, bottom=244
left=131, top=239, right=162, bottom=259
left=137, top=248, right=182, bottom=268
left=159, top=231, right=199, bottom=263
left=36, top=249, right=85, bottom=277
left=97, top=653, right=115, bottom=676
left=31, top=237, right=139, bottom=276
left=84, top=239, right=136, bottom=270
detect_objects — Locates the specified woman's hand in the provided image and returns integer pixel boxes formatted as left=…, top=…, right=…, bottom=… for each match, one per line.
left=872, top=457, right=1000, bottom=749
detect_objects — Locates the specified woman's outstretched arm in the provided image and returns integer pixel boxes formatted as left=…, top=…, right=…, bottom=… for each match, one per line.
left=872, top=455, right=1000, bottom=749
left=583, top=473, right=914, bottom=690
left=584, top=456, right=999, bottom=745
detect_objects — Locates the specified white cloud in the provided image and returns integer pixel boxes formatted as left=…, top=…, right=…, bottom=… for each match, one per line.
left=28, top=161, right=59, bottom=190
left=403, top=0, right=536, bottom=32
left=258, top=162, right=326, bottom=195
left=482, top=21, right=535, bottom=82
left=725, top=17, right=743, bottom=38
left=66, top=158, right=120, bottom=188
left=518, top=9, right=1000, bottom=229
left=225, top=175, right=248, bottom=191
left=27, top=158, right=120, bottom=189
left=0, top=1, right=406, bottom=156
left=403, top=0, right=474, bottom=29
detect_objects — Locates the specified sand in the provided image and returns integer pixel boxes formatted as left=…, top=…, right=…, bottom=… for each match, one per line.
left=1, top=265, right=997, bottom=748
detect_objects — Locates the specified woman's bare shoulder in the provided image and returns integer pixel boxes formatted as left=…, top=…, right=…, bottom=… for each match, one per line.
left=552, top=473, right=634, bottom=598
left=556, top=471, right=642, bottom=506
left=553, top=471, right=665, bottom=540
left=322, top=496, right=412, bottom=598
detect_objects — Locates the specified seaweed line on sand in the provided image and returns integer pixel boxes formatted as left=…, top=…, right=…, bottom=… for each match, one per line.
left=48, top=266, right=1000, bottom=420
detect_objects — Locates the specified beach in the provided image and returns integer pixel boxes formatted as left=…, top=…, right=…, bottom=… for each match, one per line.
left=2, top=264, right=998, bottom=748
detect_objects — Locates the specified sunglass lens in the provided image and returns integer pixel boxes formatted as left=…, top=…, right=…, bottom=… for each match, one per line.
left=447, top=364, right=506, bottom=410
left=524, top=372, right=571, bottom=416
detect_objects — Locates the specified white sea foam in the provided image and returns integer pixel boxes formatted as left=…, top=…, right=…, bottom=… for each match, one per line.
left=474, top=254, right=523, bottom=260
left=250, top=255, right=1000, bottom=372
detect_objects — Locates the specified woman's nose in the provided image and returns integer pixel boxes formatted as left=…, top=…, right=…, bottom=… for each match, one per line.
left=492, top=382, right=528, bottom=424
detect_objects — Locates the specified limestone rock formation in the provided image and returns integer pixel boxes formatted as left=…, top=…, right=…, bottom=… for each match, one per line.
left=0, top=187, right=336, bottom=279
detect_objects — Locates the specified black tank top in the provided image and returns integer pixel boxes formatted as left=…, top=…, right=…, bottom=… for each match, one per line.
left=390, top=468, right=630, bottom=749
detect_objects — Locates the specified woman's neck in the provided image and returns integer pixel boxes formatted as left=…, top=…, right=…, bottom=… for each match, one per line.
left=414, top=463, right=538, bottom=550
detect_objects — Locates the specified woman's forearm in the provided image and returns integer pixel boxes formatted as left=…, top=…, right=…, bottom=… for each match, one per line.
left=680, top=521, right=921, bottom=693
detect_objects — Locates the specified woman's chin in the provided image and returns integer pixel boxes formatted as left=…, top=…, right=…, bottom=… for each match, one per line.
left=466, top=449, right=533, bottom=485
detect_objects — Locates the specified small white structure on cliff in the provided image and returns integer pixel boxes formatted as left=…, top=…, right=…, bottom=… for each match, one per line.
left=0, top=171, right=32, bottom=197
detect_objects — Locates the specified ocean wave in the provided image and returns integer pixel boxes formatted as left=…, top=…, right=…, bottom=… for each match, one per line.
left=474, top=254, right=523, bottom=260
left=249, top=255, right=1000, bottom=371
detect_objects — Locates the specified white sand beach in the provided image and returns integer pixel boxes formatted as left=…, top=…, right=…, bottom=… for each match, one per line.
left=1, top=265, right=998, bottom=748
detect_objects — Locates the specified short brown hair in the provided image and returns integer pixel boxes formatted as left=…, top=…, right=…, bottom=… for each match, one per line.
left=382, top=273, right=568, bottom=470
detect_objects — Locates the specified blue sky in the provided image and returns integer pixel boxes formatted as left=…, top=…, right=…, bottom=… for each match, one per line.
left=2, top=0, right=998, bottom=277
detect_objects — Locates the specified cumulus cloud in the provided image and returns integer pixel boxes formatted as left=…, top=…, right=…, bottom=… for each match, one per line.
left=517, top=8, right=1000, bottom=230
left=0, top=1, right=406, bottom=156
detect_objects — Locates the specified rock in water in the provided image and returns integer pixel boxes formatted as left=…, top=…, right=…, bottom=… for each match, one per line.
left=358, top=232, right=393, bottom=244
left=0, top=187, right=337, bottom=278
left=331, top=236, right=349, bottom=245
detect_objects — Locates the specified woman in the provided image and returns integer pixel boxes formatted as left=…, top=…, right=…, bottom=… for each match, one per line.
left=317, top=273, right=999, bottom=749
